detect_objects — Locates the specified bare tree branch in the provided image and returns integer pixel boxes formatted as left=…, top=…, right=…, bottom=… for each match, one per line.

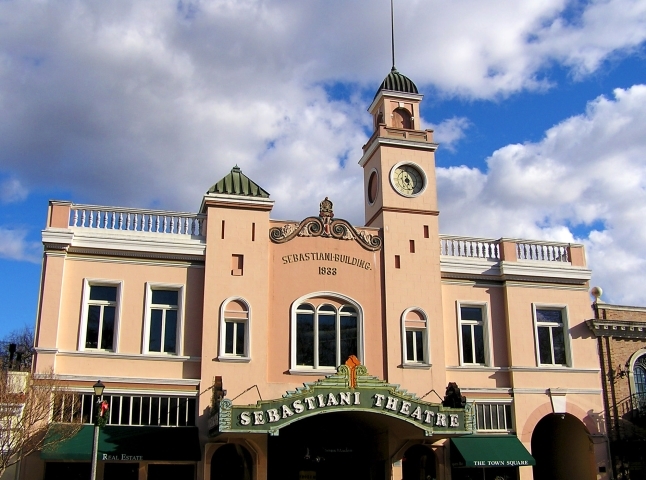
left=0, top=370, right=82, bottom=477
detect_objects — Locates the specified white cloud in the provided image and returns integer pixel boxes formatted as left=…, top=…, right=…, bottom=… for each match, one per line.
left=0, top=228, right=40, bottom=263
left=438, top=85, right=646, bottom=305
left=0, top=178, right=27, bottom=204
left=427, top=117, right=471, bottom=152
left=0, top=0, right=645, bottom=306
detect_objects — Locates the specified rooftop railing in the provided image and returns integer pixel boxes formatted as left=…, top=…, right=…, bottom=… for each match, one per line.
left=68, top=204, right=206, bottom=237
left=440, top=235, right=582, bottom=265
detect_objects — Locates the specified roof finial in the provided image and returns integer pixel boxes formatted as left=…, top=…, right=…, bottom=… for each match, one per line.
left=390, top=0, right=396, bottom=71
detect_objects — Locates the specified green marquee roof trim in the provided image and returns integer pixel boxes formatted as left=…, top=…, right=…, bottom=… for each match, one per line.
left=207, top=166, right=270, bottom=198
left=374, top=67, right=419, bottom=98
left=41, top=425, right=201, bottom=462
left=450, top=435, right=535, bottom=468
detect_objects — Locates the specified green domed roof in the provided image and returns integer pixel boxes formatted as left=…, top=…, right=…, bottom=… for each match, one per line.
left=207, top=166, right=269, bottom=198
left=374, top=67, right=418, bottom=98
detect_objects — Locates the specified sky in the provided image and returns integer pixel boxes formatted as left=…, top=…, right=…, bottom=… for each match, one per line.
left=1, top=0, right=646, bottom=338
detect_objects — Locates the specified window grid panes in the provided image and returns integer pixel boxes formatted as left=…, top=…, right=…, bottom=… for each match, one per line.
left=405, top=330, right=425, bottom=363
left=149, top=289, right=179, bottom=354
left=52, top=393, right=196, bottom=427
left=475, top=403, right=513, bottom=431
left=536, top=308, right=567, bottom=365
left=295, top=303, right=358, bottom=369
left=222, top=300, right=249, bottom=358
left=85, top=285, right=117, bottom=350
left=460, top=306, right=486, bottom=365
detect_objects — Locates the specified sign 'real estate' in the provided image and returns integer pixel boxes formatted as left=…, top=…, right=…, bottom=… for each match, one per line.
left=213, top=357, right=474, bottom=436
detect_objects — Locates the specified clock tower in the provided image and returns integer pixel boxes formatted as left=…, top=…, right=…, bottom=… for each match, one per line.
left=360, top=67, right=446, bottom=389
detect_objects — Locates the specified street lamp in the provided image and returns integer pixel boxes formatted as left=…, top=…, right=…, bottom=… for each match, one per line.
left=90, top=380, right=106, bottom=480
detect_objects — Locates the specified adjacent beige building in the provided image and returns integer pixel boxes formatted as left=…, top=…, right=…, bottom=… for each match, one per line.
left=27, top=68, right=610, bottom=480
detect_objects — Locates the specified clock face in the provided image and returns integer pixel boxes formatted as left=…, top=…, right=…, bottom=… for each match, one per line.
left=392, top=163, right=425, bottom=196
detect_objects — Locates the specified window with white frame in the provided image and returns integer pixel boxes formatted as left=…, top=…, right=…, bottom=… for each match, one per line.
left=458, top=304, right=487, bottom=365
left=145, top=283, right=183, bottom=354
left=533, top=306, right=569, bottom=366
left=82, top=282, right=120, bottom=351
left=401, top=308, right=429, bottom=365
left=53, top=392, right=196, bottom=427
left=219, top=298, right=250, bottom=360
left=474, top=402, right=513, bottom=432
left=292, top=296, right=361, bottom=371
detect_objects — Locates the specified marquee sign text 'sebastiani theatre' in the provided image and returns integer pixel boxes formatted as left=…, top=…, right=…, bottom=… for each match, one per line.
left=212, top=358, right=473, bottom=436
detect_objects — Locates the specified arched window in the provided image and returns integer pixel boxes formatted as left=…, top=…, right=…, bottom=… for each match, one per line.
left=392, top=108, right=412, bottom=129
left=219, top=298, right=250, bottom=361
left=633, top=353, right=646, bottom=398
left=291, top=295, right=362, bottom=372
left=401, top=308, right=430, bottom=366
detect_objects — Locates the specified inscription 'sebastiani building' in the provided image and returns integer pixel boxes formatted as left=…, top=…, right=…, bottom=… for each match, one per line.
left=28, top=68, right=610, bottom=480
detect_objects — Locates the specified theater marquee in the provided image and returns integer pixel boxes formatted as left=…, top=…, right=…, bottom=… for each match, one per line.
left=212, top=360, right=474, bottom=437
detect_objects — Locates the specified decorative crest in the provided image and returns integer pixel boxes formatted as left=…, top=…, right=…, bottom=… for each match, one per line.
left=269, top=198, right=382, bottom=251
left=320, top=197, right=334, bottom=218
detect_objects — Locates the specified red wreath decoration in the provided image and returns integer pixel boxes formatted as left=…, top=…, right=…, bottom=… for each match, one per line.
left=96, top=400, right=109, bottom=428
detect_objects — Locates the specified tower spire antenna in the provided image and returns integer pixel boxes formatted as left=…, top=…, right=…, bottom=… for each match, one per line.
left=390, top=0, right=396, bottom=71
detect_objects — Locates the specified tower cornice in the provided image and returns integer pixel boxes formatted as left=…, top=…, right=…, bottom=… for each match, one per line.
left=359, top=134, right=438, bottom=167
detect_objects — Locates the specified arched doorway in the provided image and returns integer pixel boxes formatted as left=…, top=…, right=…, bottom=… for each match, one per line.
left=531, top=413, right=596, bottom=480
left=211, top=443, right=253, bottom=480
left=268, top=411, right=422, bottom=480
left=393, top=108, right=412, bottom=129
left=402, top=444, right=437, bottom=480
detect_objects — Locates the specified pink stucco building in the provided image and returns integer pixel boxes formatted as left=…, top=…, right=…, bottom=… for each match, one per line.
left=27, top=68, right=609, bottom=480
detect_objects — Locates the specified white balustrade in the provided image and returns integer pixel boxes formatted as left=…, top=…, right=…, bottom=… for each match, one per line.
left=440, top=236, right=500, bottom=260
left=516, top=242, right=569, bottom=262
left=69, top=205, right=206, bottom=237
left=440, top=236, right=571, bottom=263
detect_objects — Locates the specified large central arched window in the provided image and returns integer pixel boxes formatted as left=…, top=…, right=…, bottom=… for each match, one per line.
left=291, top=294, right=363, bottom=372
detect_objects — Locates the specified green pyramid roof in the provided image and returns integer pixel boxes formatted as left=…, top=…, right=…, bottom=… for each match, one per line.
left=207, top=166, right=270, bottom=198
left=374, top=67, right=418, bottom=98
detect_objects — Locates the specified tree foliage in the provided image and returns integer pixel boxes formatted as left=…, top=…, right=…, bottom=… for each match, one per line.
left=0, top=326, right=34, bottom=371
left=0, top=370, right=82, bottom=477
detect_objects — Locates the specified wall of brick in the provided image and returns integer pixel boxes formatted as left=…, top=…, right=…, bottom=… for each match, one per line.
left=598, top=306, right=646, bottom=322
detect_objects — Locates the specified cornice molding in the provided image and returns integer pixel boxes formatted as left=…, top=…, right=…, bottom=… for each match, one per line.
left=365, top=206, right=439, bottom=227
left=359, top=136, right=439, bottom=167
left=368, top=90, right=424, bottom=112
left=200, top=193, right=274, bottom=213
left=586, top=318, right=646, bottom=339
left=42, top=227, right=206, bottom=259
left=54, top=349, right=201, bottom=363
left=56, top=374, right=200, bottom=386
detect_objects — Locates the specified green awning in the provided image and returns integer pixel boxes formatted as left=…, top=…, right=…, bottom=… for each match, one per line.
left=41, top=425, right=201, bottom=461
left=451, top=435, right=535, bottom=468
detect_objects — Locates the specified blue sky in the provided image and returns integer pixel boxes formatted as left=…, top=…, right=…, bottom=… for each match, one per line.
left=1, top=0, right=646, bottom=338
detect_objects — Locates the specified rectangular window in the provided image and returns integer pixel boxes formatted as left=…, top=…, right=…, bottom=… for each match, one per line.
left=52, top=393, right=196, bottom=427
left=84, top=284, right=118, bottom=350
left=144, top=284, right=184, bottom=355
left=475, top=402, right=513, bottom=431
left=224, top=321, right=246, bottom=356
left=148, top=289, right=179, bottom=354
left=231, top=254, right=244, bottom=276
left=534, top=307, right=568, bottom=366
left=459, top=304, right=487, bottom=365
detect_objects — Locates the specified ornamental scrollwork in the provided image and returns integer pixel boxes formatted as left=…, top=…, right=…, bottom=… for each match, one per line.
left=269, top=197, right=382, bottom=251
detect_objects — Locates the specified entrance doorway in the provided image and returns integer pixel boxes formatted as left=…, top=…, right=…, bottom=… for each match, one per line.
left=402, top=444, right=437, bottom=480
left=211, top=444, right=253, bottom=480
left=531, top=413, right=596, bottom=480
left=268, top=412, right=396, bottom=480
